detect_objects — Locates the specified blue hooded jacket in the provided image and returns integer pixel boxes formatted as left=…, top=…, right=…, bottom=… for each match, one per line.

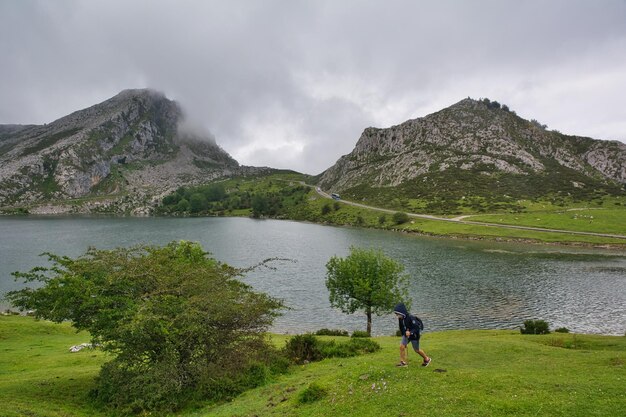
left=394, top=303, right=422, bottom=340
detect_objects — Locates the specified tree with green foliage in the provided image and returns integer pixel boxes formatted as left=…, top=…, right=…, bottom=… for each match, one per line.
left=189, top=192, right=208, bottom=213
left=203, top=184, right=226, bottom=202
left=162, top=193, right=180, bottom=206
left=7, top=241, right=284, bottom=414
left=175, top=198, right=190, bottom=212
left=251, top=194, right=269, bottom=218
left=325, top=247, right=410, bottom=336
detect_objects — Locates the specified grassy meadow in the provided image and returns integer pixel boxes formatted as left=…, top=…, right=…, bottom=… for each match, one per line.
left=1, top=315, right=624, bottom=417
left=465, top=205, right=626, bottom=235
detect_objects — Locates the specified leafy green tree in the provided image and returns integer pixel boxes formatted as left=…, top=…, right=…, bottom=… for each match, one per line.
left=325, top=247, right=410, bottom=336
left=204, top=184, right=226, bottom=202
left=175, top=198, right=190, bottom=212
left=162, top=193, right=180, bottom=206
left=7, top=241, right=284, bottom=413
left=251, top=194, right=269, bottom=218
left=189, top=192, right=208, bottom=213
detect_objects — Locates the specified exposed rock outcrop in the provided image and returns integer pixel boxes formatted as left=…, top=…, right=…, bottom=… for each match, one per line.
left=0, top=89, right=250, bottom=214
left=319, top=98, right=626, bottom=199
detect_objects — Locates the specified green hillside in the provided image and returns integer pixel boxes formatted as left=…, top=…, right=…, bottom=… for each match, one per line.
left=156, top=172, right=626, bottom=246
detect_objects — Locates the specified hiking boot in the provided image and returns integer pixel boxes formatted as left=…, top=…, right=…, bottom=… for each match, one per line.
left=396, top=361, right=408, bottom=367
left=422, top=357, right=431, bottom=367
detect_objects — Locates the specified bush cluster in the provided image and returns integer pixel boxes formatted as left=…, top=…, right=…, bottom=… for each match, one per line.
left=520, top=319, right=551, bottom=335
left=283, top=334, right=380, bottom=365
left=315, top=328, right=349, bottom=336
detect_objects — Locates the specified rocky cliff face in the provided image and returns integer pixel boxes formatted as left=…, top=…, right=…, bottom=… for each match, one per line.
left=319, top=98, right=626, bottom=201
left=0, top=89, right=244, bottom=214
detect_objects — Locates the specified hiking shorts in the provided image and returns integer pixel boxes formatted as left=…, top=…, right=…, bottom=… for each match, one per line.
left=401, top=335, right=420, bottom=351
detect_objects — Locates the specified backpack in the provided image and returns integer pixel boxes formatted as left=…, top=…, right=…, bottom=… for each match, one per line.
left=409, top=315, right=424, bottom=332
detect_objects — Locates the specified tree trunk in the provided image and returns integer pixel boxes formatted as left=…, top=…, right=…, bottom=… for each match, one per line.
left=366, top=307, right=372, bottom=336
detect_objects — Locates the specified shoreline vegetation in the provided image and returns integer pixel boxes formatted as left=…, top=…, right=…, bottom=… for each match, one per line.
left=3, top=172, right=626, bottom=249
left=1, top=315, right=624, bottom=417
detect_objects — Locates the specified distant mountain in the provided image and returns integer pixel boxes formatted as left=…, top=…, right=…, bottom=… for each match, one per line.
left=0, top=89, right=254, bottom=214
left=318, top=98, right=626, bottom=213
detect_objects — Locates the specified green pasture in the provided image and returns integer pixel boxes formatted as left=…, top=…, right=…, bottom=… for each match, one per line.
left=1, top=316, right=624, bottom=417
left=464, top=207, right=626, bottom=235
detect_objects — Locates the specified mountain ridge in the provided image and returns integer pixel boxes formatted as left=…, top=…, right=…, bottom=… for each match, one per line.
left=318, top=97, right=626, bottom=212
left=0, top=89, right=256, bottom=214
left=2, top=92, right=625, bottom=216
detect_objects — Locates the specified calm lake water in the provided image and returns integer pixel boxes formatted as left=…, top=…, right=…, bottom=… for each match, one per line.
left=1, top=216, right=625, bottom=336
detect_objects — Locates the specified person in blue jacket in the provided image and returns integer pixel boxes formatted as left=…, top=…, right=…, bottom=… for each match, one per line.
left=393, top=303, right=431, bottom=367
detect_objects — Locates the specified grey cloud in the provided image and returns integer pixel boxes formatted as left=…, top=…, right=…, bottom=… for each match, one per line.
left=1, top=0, right=625, bottom=174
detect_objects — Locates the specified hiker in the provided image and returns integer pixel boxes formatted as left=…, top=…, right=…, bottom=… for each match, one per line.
left=393, top=303, right=431, bottom=367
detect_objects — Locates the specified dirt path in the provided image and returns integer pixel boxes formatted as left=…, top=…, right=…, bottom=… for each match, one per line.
left=313, top=186, right=626, bottom=240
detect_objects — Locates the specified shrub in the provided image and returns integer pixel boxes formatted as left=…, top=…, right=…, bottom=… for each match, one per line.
left=554, top=327, right=570, bottom=333
left=392, top=211, right=409, bottom=225
left=521, top=319, right=551, bottom=335
left=284, top=334, right=322, bottom=364
left=315, top=328, right=349, bottom=336
left=318, top=338, right=381, bottom=358
left=284, top=334, right=381, bottom=364
left=298, top=382, right=327, bottom=404
left=351, top=330, right=371, bottom=338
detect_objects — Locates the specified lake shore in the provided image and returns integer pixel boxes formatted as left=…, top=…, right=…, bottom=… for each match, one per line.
left=4, top=209, right=626, bottom=250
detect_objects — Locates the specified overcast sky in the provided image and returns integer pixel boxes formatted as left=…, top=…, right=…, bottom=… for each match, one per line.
left=1, top=1, right=625, bottom=174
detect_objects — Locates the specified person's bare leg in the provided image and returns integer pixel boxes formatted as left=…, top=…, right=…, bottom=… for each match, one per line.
left=415, top=348, right=429, bottom=362
left=400, top=344, right=408, bottom=363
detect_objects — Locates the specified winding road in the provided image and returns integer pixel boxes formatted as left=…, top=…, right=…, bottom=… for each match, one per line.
left=313, top=187, right=626, bottom=241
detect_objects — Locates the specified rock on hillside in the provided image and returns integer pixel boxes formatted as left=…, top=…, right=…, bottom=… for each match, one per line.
left=0, top=89, right=247, bottom=214
left=318, top=98, right=626, bottom=206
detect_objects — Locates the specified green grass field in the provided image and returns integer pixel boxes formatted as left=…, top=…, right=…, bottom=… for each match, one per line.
left=466, top=207, right=626, bottom=235
left=0, top=315, right=108, bottom=417
left=302, top=195, right=626, bottom=246
left=1, top=315, right=624, bottom=417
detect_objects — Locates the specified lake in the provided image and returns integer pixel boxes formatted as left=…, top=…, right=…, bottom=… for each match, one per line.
left=1, top=216, right=625, bottom=336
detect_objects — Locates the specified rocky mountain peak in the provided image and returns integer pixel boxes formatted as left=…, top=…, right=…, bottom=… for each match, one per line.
left=319, top=97, right=626, bottom=205
left=0, top=89, right=240, bottom=213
